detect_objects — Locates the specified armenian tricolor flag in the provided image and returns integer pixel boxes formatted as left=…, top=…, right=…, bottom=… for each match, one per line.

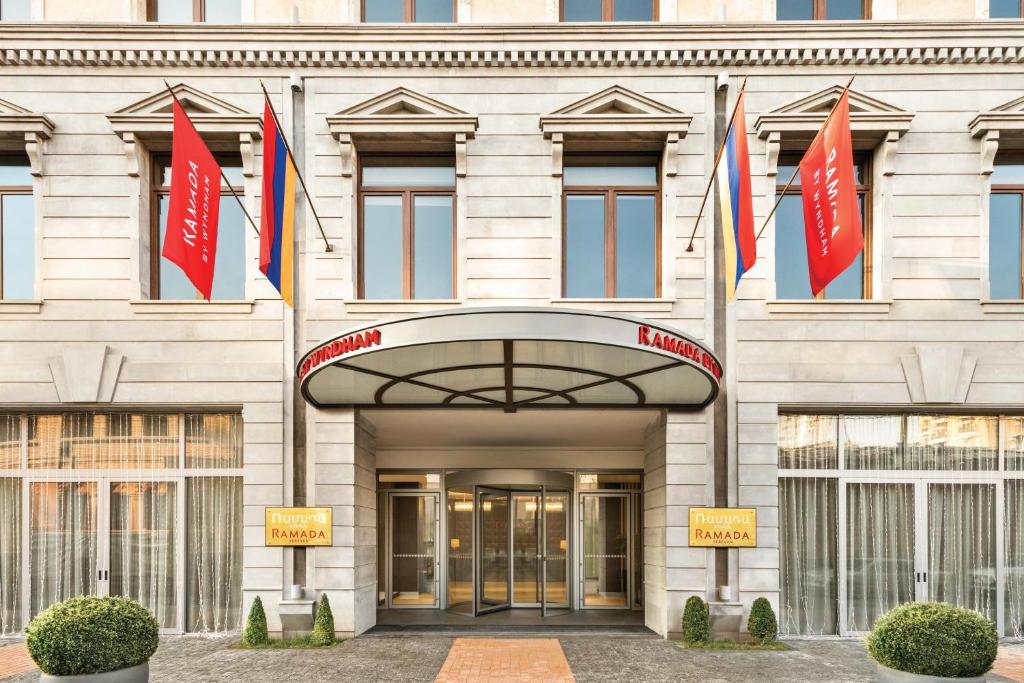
left=715, top=90, right=756, bottom=301
left=259, top=98, right=296, bottom=307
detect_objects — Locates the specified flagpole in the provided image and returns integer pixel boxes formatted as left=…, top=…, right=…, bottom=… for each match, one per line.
left=259, top=80, right=333, bottom=253
left=684, top=76, right=748, bottom=253
left=754, top=75, right=856, bottom=241
left=162, top=81, right=261, bottom=239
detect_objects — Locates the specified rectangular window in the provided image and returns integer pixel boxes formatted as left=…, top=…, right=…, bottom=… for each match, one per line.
left=775, top=155, right=870, bottom=299
left=0, top=0, right=29, bottom=20
left=359, top=159, right=456, bottom=300
left=149, top=0, right=241, bottom=21
left=563, top=160, right=659, bottom=298
left=0, top=477, right=19, bottom=636
left=776, top=0, right=869, bottom=19
left=990, top=0, right=1023, bottom=18
left=0, top=156, right=33, bottom=300
left=362, top=0, right=455, bottom=22
left=990, top=157, right=1024, bottom=300
left=153, top=156, right=245, bottom=300
left=561, top=0, right=655, bottom=20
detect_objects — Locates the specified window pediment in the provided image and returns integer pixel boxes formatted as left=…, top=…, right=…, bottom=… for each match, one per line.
left=755, top=85, right=914, bottom=144
left=0, top=97, right=54, bottom=176
left=540, top=85, right=692, bottom=140
left=971, top=94, right=1024, bottom=174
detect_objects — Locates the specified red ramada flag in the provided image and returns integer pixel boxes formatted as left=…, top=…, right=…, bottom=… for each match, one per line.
left=798, top=89, right=864, bottom=296
left=162, top=99, right=221, bottom=300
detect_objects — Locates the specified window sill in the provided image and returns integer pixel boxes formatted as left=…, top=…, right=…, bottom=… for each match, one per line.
left=129, top=300, right=255, bottom=315
left=343, top=299, right=464, bottom=312
left=766, top=299, right=892, bottom=315
left=551, top=297, right=674, bottom=312
left=981, top=300, right=1024, bottom=314
left=0, top=300, right=42, bottom=314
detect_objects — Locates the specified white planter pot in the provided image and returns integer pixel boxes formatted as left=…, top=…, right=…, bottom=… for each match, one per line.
left=876, top=662, right=987, bottom=683
left=39, top=662, right=149, bottom=683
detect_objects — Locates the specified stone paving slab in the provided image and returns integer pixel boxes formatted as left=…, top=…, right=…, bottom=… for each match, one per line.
left=435, top=638, right=573, bottom=683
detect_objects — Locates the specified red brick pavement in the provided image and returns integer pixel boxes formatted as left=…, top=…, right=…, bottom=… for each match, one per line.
left=994, top=647, right=1024, bottom=683
left=0, top=643, right=36, bottom=680
left=435, top=638, right=574, bottom=683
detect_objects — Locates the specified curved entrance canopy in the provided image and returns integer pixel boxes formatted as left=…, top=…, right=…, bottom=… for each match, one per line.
left=298, top=307, right=722, bottom=411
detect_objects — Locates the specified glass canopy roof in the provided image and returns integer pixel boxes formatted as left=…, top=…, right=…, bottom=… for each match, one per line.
left=298, top=307, right=722, bottom=411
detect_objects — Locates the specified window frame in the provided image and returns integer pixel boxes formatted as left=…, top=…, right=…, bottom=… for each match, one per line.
left=775, top=152, right=873, bottom=300
left=0, top=156, right=31, bottom=300
left=561, top=155, right=662, bottom=299
left=559, top=0, right=658, bottom=21
left=150, top=153, right=244, bottom=301
left=357, top=156, right=458, bottom=300
left=148, top=0, right=201, bottom=21
left=360, top=0, right=458, bottom=22
left=991, top=155, right=1024, bottom=299
left=777, top=0, right=871, bottom=20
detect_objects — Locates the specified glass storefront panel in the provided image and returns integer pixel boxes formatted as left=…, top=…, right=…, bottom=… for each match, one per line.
left=512, top=494, right=540, bottom=605
left=379, top=472, right=441, bottom=490
left=779, top=415, right=837, bottom=469
left=185, top=414, right=242, bottom=469
left=1006, top=480, right=1024, bottom=637
left=478, top=490, right=509, bottom=611
left=582, top=495, right=628, bottom=608
left=904, top=415, right=998, bottom=471
left=446, top=489, right=473, bottom=613
left=29, top=414, right=180, bottom=469
left=846, top=482, right=915, bottom=632
left=186, top=477, right=242, bottom=633
left=0, top=478, right=20, bottom=635
left=928, top=483, right=996, bottom=621
left=390, top=495, right=437, bottom=607
left=110, top=482, right=178, bottom=629
left=0, top=416, right=19, bottom=469
left=1007, top=418, right=1024, bottom=471
left=779, top=477, right=837, bottom=635
left=577, top=473, right=641, bottom=490
left=30, top=482, right=98, bottom=617
left=843, top=415, right=902, bottom=470
left=544, top=492, right=569, bottom=609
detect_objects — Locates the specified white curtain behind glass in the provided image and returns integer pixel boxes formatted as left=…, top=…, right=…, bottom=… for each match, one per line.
left=928, top=483, right=996, bottom=620
left=846, top=482, right=915, bottom=631
left=30, top=482, right=97, bottom=617
left=0, top=478, right=20, bottom=635
left=110, top=482, right=177, bottom=629
left=187, top=477, right=242, bottom=632
left=1007, top=480, right=1024, bottom=636
left=778, top=415, right=837, bottom=469
left=779, top=478, right=837, bottom=635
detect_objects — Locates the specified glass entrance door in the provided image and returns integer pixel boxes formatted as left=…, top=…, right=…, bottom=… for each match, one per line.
left=511, top=493, right=540, bottom=606
left=580, top=493, right=630, bottom=608
left=543, top=490, right=570, bottom=613
left=387, top=492, right=439, bottom=608
left=477, top=488, right=510, bottom=614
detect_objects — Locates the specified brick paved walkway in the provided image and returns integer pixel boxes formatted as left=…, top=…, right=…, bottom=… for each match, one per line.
left=0, top=645, right=34, bottom=680
left=994, top=648, right=1024, bottom=683
left=435, top=639, right=573, bottom=683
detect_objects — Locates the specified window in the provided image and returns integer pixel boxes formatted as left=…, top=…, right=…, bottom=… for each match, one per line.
left=561, top=0, right=655, bottom=20
left=990, top=156, right=1024, bottom=299
left=563, top=161, right=659, bottom=298
left=358, top=159, right=456, bottom=300
left=0, top=157, right=33, bottom=300
left=776, top=0, right=868, bottom=19
left=990, top=0, right=1023, bottom=18
left=775, top=154, right=871, bottom=299
left=362, top=0, right=455, bottom=22
left=0, top=0, right=29, bottom=20
left=148, top=0, right=241, bottom=22
left=152, top=156, right=245, bottom=300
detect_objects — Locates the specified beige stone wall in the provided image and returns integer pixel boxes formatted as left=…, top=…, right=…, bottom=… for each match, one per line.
left=254, top=0, right=348, bottom=22
left=470, top=0, right=548, bottom=22
left=43, top=0, right=135, bottom=21
left=897, top=0, right=976, bottom=18
left=676, top=0, right=767, bottom=21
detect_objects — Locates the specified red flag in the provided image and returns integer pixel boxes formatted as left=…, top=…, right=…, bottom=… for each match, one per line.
left=162, top=99, right=221, bottom=300
left=798, top=89, right=863, bottom=296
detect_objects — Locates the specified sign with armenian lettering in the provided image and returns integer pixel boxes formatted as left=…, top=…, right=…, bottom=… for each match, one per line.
left=688, top=507, right=756, bottom=548
left=265, top=507, right=333, bottom=546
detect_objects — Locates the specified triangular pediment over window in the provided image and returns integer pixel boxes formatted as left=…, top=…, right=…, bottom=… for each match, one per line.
left=755, top=85, right=914, bottom=144
left=0, top=97, right=54, bottom=176
left=969, top=94, right=1024, bottom=174
left=106, top=82, right=262, bottom=143
left=327, top=87, right=478, bottom=140
left=540, top=85, right=691, bottom=141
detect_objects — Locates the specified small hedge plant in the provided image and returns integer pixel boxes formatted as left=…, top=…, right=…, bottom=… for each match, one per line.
left=243, top=596, right=270, bottom=646
left=747, top=597, right=778, bottom=645
left=310, top=594, right=335, bottom=646
left=26, top=596, right=158, bottom=677
left=867, top=602, right=997, bottom=678
left=681, top=595, right=710, bottom=645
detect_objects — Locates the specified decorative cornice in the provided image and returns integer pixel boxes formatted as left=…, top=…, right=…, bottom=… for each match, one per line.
left=0, top=22, right=1022, bottom=69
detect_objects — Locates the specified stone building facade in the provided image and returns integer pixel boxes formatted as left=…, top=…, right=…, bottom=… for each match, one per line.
left=0, top=0, right=1022, bottom=641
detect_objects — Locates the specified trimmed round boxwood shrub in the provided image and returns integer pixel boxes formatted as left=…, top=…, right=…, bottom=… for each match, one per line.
left=681, top=595, right=710, bottom=645
left=310, top=594, right=335, bottom=646
left=243, top=596, right=269, bottom=646
left=26, top=596, right=158, bottom=677
left=748, top=597, right=778, bottom=645
left=867, top=602, right=997, bottom=678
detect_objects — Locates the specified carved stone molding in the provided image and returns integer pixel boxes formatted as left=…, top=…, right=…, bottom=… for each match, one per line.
left=0, top=97, right=55, bottom=177
left=900, top=344, right=977, bottom=404
left=970, top=94, right=1024, bottom=175
left=48, top=344, right=124, bottom=403
left=979, top=130, right=1000, bottom=175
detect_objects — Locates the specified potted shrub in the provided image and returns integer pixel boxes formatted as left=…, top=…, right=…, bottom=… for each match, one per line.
left=867, top=602, right=998, bottom=683
left=309, top=594, right=335, bottom=646
left=747, top=597, right=778, bottom=645
left=681, top=595, right=709, bottom=645
left=26, top=596, right=158, bottom=683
